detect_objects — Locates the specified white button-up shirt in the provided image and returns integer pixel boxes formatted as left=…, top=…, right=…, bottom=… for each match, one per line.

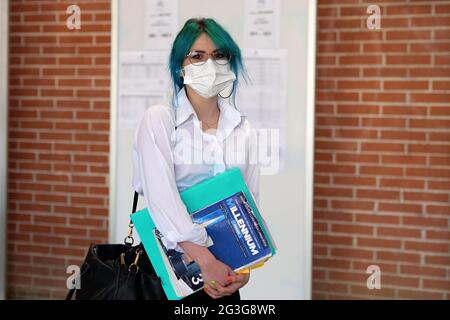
left=132, top=88, right=260, bottom=251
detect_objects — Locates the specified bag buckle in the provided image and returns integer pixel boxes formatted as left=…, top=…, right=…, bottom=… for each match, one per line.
left=124, top=221, right=134, bottom=245
left=128, top=249, right=142, bottom=272
left=120, top=253, right=126, bottom=266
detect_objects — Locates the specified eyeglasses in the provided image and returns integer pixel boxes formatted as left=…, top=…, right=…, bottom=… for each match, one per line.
left=185, top=50, right=231, bottom=66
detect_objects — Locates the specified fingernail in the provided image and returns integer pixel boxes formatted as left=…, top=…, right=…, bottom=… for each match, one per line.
left=204, top=283, right=209, bottom=289
left=211, top=280, right=216, bottom=287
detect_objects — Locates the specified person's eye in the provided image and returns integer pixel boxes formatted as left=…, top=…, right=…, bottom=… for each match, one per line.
left=190, top=52, right=204, bottom=60
left=214, top=52, right=225, bottom=59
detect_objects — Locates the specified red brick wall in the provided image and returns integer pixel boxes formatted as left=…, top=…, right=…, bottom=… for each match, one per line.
left=313, top=0, right=450, bottom=299
left=7, top=0, right=111, bottom=299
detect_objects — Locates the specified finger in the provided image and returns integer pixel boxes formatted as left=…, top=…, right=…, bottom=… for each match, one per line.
left=224, top=282, right=241, bottom=292
left=234, top=273, right=250, bottom=283
left=223, top=276, right=251, bottom=292
left=226, top=274, right=246, bottom=284
left=210, top=279, right=227, bottom=288
left=204, top=286, right=222, bottom=299
left=204, top=286, right=217, bottom=297
left=204, top=283, right=220, bottom=296
left=226, top=275, right=238, bottom=283
left=214, top=282, right=234, bottom=296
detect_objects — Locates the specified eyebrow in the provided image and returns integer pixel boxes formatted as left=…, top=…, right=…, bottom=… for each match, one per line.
left=190, top=49, right=223, bottom=53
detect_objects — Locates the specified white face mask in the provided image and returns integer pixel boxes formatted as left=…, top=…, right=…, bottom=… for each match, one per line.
left=182, top=59, right=236, bottom=98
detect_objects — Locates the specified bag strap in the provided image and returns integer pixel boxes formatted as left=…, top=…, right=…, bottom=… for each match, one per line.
left=132, top=190, right=139, bottom=213
left=124, top=191, right=139, bottom=245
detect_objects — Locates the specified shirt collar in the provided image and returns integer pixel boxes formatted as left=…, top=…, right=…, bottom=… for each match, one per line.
left=174, top=87, right=245, bottom=142
left=174, top=88, right=197, bottom=127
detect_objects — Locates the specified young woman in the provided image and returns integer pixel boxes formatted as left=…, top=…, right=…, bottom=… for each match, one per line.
left=132, top=18, right=260, bottom=300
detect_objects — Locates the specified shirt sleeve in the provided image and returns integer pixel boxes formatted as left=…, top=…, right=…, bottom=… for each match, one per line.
left=243, top=120, right=261, bottom=207
left=132, top=105, right=208, bottom=251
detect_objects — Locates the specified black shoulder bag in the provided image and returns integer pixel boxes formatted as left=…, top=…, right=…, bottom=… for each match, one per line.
left=65, top=191, right=166, bottom=300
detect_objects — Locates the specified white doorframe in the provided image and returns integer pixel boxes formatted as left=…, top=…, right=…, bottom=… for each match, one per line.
left=304, top=0, right=317, bottom=299
left=0, top=0, right=10, bottom=300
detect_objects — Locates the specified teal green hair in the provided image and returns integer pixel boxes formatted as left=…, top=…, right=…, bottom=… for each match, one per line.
left=169, top=18, right=247, bottom=107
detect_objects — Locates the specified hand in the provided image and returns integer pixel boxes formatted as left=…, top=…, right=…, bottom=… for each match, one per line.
left=178, top=241, right=235, bottom=299
left=204, top=272, right=251, bottom=299
left=199, top=257, right=234, bottom=294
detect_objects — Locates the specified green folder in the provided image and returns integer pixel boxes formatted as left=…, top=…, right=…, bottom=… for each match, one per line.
left=130, top=167, right=276, bottom=300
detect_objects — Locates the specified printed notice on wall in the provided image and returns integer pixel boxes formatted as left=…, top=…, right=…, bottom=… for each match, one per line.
left=236, top=49, right=288, bottom=174
left=145, top=0, right=178, bottom=50
left=244, top=0, right=280, bottom=49
left=118, top=51, right=171, bottom=129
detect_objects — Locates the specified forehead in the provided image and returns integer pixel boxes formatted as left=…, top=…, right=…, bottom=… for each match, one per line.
left=190, top=33, right=217, bottom=52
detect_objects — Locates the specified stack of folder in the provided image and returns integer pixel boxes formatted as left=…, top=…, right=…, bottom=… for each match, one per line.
left=131, top=167, right=276, bottom=300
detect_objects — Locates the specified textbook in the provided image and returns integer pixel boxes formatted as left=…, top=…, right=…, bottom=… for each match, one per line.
left=131, top=167, right=276, bottom=300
